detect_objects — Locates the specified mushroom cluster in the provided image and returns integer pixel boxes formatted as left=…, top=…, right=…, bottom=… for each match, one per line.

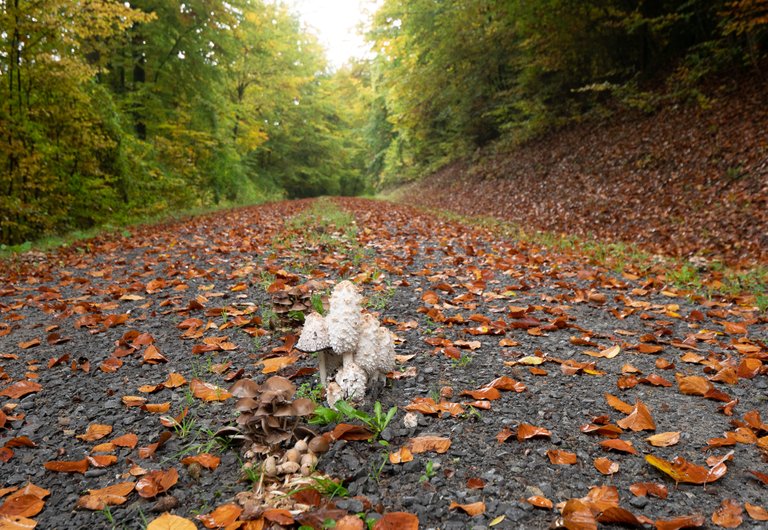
left=226, top=376, right=318, bottom=455
left=296, top=280, right=396, bottom=406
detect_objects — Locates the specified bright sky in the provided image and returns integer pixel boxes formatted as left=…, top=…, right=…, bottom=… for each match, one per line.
left=291, top=0, right=380, bottom=68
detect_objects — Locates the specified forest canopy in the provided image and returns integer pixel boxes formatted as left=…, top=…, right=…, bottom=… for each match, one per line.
left=1, top=0, right=765, bottom=244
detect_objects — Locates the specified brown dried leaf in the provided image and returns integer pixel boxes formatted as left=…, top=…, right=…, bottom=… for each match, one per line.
left=408, top=436, right=451, bottom=454
left=448, top=501, right=485, bottom=516
left=711, top=498, right=742, bottom=528
left=646, top=431, right=681, bottom=447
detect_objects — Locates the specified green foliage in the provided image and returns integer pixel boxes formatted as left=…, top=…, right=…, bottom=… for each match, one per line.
left=310, top=400, right=397, bottom=439
left=0, top=0, right=373, bottom=246
left=365, top=0, right=765, bottom=187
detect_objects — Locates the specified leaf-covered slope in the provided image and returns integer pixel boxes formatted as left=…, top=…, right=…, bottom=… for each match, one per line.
left=398, top=78, right=768, bottom=266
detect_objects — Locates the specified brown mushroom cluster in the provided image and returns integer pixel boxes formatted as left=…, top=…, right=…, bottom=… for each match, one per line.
left=227, top=376, right=322, bottom=456
left=270, top=280, right=327, bottom=325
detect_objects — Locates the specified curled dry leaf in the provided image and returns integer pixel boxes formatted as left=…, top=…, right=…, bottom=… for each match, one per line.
left=599, top=439, right=637, bottom=454
left=676, top=375, right=713, bottom=396
left=594, top=457, right=619, bottom=475
left=645, top=454, right=727, bottom=485
left=604, top=393, right=634, bottom=414
left=547, top=449, right=577, bottom=465
left=616, top=400, right=655, bottom=432
left=372, top=512, right=419, bottom=529
left=180, top=453, right=220, bottom=470
left=629, top=482, right=668, bottom=499
left=408, top=436, right=451, bottom=454
left=330, top=423, right=373, bottom=441
left=136, top=468, right=179, bottom=498
left=745, top=503, right=768, bottom=521
left=111, top=433, right=138, bottom=449
left=448, top=501, right=485, bottom=516
left=44, top=458, right=89, bottom=474
left=711, top=498, right=742, bottom=528
left=76, top=482, right=135, bottom=511
left=388, top=447, right=414, bottom=464
left=190, top=379, right=232, bottom=402
left=196, top=503, right=243, bottom=529
left=76, top=424, right=112, bottom=442
left=646, top=431, right=681, bottom=447
left=517, top=423, right=552, bottom=441
left=0, top=515, right=38, bottom=529
left=560, top=499, right=597, bottom=530
left=146, top=512, right=197, bottom=530
left=654, top=513, right=705, bottom=530
left=526, top=495, right=553, bottom=509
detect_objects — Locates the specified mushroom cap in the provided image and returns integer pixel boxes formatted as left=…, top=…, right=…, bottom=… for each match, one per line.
left=296, top=312, right=330, bottom=352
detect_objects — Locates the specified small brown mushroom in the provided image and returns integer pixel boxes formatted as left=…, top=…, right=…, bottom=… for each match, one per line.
left=308, top=435, right=330, bottom=454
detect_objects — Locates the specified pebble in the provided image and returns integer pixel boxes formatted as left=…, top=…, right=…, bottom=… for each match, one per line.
left=630, top=496, right=648, bottom=509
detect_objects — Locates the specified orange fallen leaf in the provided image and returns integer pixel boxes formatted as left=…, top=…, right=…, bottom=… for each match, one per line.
left=44, top=458, right=89, bottom=473
left=111, top=433, right=139, bottom=449
left=372, top=512, right=419, bottom=529
left=448, top=501, right=485, bottom=516
left=263, top=508, right=294, bottom=525
left=460, top=387, right=501, bottom=400
left=197, top=503, right=243, bottom=529
left=646, top=431, right=681, bottom=447
left=408, top=436, right=451, bottom=454
left=122, top=395, right=147, bottom=407
left=87, top=455, right=118, bottom=468
left=260, top=354, right=298, bottom=374
left=0, top=495, right=45, bottom=518
left=143, top=345, right=168, bottom=364
left=745, top=503, right=768, bottom=521
left=526, top=496, right=553, bottom=509
left=676, top=374, right=713, bottom=396
left=181, top=453, right=220, bottom=470
left=604, top=393, right=634, bottom=414
left=594, top=457, right=619, bottom=475
left=645, top=454, right=728, bottom=485
left=629, top=482, right=668, bottom=499
left=76, top=423, right=112, bottom=442
left=0, top=514, right=38, bottom=529
left=616, top=400, right=655, bottom=431
left=330, top=423, right=374, bottom=441
left=0, top=381, right=42, bottom=399
left=599, top=438, right=637, bottom=454
left=389, top=447, right=414, bottom=464
left=18, top=339, right=40, bottom=350
left=654, top=513, right=705, bottom=530
left=76, top=482, right=135, bottom=510
left=547, top=449, right=577, bottom=465
left=560, top=499, right=597, bottom=530
left=712, top=498, right=742, bottom=528
left=136, top=468, right=179, bottom=498
left=517, top=423, right=552, bottom=441
left=146, top=512, right=197, bottom=530
left=190, top=379, right=232, bottom=402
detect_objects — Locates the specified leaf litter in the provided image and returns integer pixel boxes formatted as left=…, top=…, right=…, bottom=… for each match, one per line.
left=0, top=197, right=766, bottom=528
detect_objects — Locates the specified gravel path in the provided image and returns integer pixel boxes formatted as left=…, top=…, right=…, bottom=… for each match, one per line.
left=1, top=198, right=766, bottom=529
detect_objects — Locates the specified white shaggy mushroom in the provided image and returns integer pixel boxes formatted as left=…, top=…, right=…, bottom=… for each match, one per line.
left=326, top=280, right=362, bottom=369
left=354, top=313, right=396, bottom=386
left=296, top=312, right=337, bottom=386
left=327, top=361, right=368, bottom=407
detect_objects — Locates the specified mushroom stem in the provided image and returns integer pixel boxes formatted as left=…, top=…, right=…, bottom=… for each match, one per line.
left=342, top=350, right=355, bottom=370
left=318, top=350, right=328, bottom=386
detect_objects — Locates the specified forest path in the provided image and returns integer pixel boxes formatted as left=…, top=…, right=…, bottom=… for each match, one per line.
left=0, top=197, right=766, bottom=529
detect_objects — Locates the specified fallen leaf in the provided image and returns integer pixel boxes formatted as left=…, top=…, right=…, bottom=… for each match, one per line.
left=44, top=459, right=89, bottom=473
left=560, top=499, right=597, bottom=530
left=448, top=501, right=485, bottom=516
left=594, top=457, right=619, bottom=475
left=646, top=431, right=681, bottom=447
left=526, top=496, right=553, bottom=509
left=629, top=482, right=668, bottom=499
left=645, top=454, right=727, bottom=485
left=745, top=503, right=768, bottom=521
left=654, top=513, right=705, bottom=530
left=599, top=438, right=638, bottom=454
left=190, top=379, right=232, bottom=402
left=616, top=400, right=656, bottom=431
left=0, top=514, right=38, bottom=529
left=76, top=424, right=112, bottom=442
left=111, top=433, right=139, bottom=449
left=76, top=482, right=135, bottom=510
left=547, top=449, right=577, bottom=464
left=388, top=447, right=414, bottom=464
left=136, top=468, right=179, bottom=498
left=372, top=512, right=419, bottom=529
left=711, top=498, right=742, bottom=528
left=330, top=423, right=373, bottom=441
left=517, top=423, right=552, bottom=441
left=677, top=374, right=713, bottom=396
left=604, top=393, right=634, bottom=414
left=146, top=512, right=197, bottom=530
left=0, top=381, right=42, bottom=399
left=408, top=436, right=451, bottom=454
left=197, top=503, right=243, bottom=528
left=181, top=453, right=220, bottom=470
